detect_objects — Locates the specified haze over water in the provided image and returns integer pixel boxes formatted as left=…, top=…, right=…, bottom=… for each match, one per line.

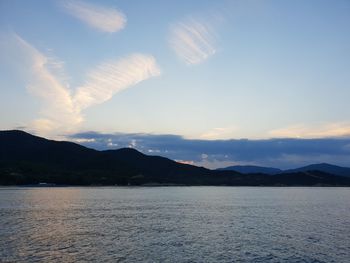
left=1, top=187, right=349, bottom=262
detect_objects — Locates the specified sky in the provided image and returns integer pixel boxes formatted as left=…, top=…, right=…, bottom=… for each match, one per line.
left=1, top=0, right=350, bottom=168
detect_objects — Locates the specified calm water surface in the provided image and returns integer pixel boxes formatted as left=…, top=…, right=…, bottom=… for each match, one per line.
left=0, top=187, right=349, bottom=262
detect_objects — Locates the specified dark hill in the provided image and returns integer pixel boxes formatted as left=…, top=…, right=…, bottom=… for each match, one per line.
left=0, top=130, right=237, bottom=185
left=0, top=130, right=99, bottom=169
left=1, top=130, right=350, bottom=186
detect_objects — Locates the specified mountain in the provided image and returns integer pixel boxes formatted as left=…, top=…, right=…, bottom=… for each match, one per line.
left=284, top=163, right=350, bottom=178
left=219, top=163, right=350, bottom=177
left=0, top=130, right=239, bottom=185
left=218, top=165, right=282, bottom=175
left=1, top=130, right=350, bottom=186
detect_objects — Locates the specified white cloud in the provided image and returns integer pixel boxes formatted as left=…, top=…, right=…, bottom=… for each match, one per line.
left=169, top=16, right=217, bottom=65
left=199, top=126, right=238, bottom=140
left=13, top=34, right=82, bottom=136
left=9, top=34, right=160, bottom=137
left=61, top=0, right=126, bottom=33
left=129, top=139, right=137, bottom=148
left=74, top=54, right=161, bottom=110
left=268, top=123, right=350, bottom=138
left=73, top=138, right=96, bottom=143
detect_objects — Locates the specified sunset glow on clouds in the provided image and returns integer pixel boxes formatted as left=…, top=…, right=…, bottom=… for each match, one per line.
left=269, top=123, right=350, bottom=139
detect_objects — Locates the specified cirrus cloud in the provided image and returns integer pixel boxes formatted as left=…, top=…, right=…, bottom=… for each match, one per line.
left=7, top=33, right=161, bottom=137
left=74, top=54, right=160, bottom=110
left=169, top=16, right=217, bottom=65
left=61, top=0, right=126, bottom=33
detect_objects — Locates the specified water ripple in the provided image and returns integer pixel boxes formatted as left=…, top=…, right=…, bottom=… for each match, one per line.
left=0, top=187, right=349, bottom=262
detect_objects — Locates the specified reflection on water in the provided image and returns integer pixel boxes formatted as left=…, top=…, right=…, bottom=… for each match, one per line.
left=0, top=187, right=350, bottom=262
left=1, top=188, right=84, bottom=262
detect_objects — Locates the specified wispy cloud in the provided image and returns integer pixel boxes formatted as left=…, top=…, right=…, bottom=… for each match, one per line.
left=61, top=0, right=126, bottom=33
left=74, top=54, right=161, bottom=110
left=14, top=34, right=81, bottom=136
left=269, top=123, right=350, bottom=138
left=8, top=34, right=160, bottom=136
left=169, top=16, right=217, bottom=65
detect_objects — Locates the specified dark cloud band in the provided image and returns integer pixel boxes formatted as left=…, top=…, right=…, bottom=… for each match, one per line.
left=68, top=132, right=350, bottom=169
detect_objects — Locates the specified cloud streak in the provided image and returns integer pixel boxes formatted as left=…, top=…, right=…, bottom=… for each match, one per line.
left=61, top=0, right=126, bottom=33
left=13, top=34, right=81, bottom=135
left=169, top=16, right=217, bottom=65
left=74, top=54, right=161, bottom=110
left=269, top=123, right=350, bottom=138
left=9, top=34, right=160, bottom=136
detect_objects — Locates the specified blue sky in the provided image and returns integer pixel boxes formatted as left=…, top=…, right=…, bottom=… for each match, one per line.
left=1, top=0, right=350, bottom=168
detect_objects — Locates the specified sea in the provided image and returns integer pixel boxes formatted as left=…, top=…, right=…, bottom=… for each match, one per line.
left=0, top=187, right=349, bottom=262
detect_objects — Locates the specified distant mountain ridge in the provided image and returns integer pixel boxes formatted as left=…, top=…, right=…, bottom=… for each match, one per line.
left=284, top=163, right=350, bottom=177
left=219, top=163, right=350, bottom=177
left=1, top=130, right=350, bottom=186
left=218, top=165, right=282, bottom=175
